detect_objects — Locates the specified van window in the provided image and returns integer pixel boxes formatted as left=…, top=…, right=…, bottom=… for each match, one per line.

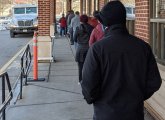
left=14, top=8, right=25, bottom=14
left=125, top=7, right=132, bottom=14
left=26, top=7, right=37, bottom=14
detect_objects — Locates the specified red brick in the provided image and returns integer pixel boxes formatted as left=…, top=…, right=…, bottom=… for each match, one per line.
left=135, top=0, right=150, bottom=42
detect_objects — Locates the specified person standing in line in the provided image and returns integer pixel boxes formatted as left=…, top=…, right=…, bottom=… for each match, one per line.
left=81, top=1, right=162, bottom=120
left=73, top=15, right=93, bottom=84
left=59, top=13, right=67, bottom=36
left=67, top=10, right=75, bottom=45
left=89, top=22, right=105, bottom=46
left=89, top=11, right=106, bottom=46
left=70, top=11, right=80, bottom=49
left=88, top=11, right=99, bottom=28
left=67, top=10, right=75, bottom=26
left=65, top=10, right=70, bottom=34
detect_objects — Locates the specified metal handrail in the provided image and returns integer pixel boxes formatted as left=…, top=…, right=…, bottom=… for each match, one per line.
left=0, top=42, right=32, bottom=120
left=0, top=72, right=13, bottom=120
left=20, top=44, right=32, bottom=99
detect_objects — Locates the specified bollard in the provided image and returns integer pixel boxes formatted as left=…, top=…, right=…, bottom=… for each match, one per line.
left=28, top=31, right=45, bottom=82
left=33, top=32, right=38, bottom=80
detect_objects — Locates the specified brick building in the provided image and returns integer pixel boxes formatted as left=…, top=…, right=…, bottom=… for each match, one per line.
left=37, top=0, right=165, bottom=119
left=37, top=0, right=152, bottom=41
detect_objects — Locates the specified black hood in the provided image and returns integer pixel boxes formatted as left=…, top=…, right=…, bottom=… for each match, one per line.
left=95, top=1, right=126, bottom=26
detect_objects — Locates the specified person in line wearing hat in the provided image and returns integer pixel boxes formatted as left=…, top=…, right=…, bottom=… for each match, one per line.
left=89, top=11, right=106, bottom=47
left=81, top=1, right=162, bottom=120
left=88, top=11, right=99, bottom=28
left=65, top=10, right=71, bottom=35
left=70, top=11, right=80, bottom=49
left=73, top=14, right=94, bottom=84
left=67, top=10, right=75, bottom=45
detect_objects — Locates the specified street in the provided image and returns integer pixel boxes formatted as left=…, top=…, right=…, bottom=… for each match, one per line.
left=0, top=30, right=32, bottom=68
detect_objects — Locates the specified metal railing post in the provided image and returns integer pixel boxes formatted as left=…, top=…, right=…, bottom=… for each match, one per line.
left=0, top=72, right=12, bottom=120
left=20, top=57, right=23, bottom=99
left=2, top=75, right=6, bottom=120
left=5, top=73, right=12, bottom=96
left=20, top=44, right=32, bottom=99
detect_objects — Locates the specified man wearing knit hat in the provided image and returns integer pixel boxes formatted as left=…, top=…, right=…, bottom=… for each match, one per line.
left=81, top=1, right=162, bottom=120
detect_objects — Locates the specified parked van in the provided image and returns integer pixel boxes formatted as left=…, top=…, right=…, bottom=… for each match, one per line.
left=125, top=5, right=135, bottom=18
left=10, top=4, right=38, bottom=38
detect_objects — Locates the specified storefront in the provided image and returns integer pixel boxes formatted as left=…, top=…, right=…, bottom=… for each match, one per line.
left=37, top=0, right=165, bottom=119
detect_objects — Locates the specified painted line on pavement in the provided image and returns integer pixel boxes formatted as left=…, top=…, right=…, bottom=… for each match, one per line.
left=0, top=40, right=32, bottom=74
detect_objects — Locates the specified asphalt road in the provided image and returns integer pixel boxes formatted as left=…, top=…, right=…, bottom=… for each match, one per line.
left=0, top=30, right=32, bottom=68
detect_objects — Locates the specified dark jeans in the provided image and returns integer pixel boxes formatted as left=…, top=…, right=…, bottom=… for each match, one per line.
left=66, top=26, right=68, bottom=34
left=60, top=27, right=66, bottom=36
left=69, top=27, right=74, bottom=44
left=78, top=62, right=84, bottom=82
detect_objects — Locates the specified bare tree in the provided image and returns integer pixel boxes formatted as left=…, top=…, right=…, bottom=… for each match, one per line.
left=0, top=0, right=12, bottom=16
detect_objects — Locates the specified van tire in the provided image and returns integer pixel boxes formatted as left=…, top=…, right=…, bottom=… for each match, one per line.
left=10, top=30, right=15, bottom=38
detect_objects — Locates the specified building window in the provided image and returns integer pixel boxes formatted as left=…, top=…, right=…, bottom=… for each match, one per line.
left=151, top=0, right=165, bottom=18
left=159, top=0, right=165, bottom=18
left=150, top=0, right=165, bottom=64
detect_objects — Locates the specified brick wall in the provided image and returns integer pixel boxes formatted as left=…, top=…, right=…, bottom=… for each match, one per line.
left=135, top=0, right=150, bottom=42
left=38, top=0, right=52, bottom=36
left=50, top=0, right=55, bottom=24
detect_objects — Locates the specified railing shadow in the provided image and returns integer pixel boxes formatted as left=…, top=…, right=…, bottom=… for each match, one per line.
left=20, top=45, right=32, bottom=99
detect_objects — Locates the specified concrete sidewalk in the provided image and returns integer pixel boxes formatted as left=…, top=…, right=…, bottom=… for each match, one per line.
left=6, top=36, right=93, bottom=120
left=6, top=36, right=154, bottom=120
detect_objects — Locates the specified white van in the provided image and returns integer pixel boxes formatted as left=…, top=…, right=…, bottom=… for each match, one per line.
left=125, top=5, right=135, bottom=18
left=10, top=4, right=38, bottom=38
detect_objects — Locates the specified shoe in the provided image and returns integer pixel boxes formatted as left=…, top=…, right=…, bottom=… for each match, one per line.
left=78, top=82, right=80, bottom=85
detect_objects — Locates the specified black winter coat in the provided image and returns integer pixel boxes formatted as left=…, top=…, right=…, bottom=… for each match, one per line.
left=81, top=24, right=162, bottom=120
left=74, top=23, right=93, bottom=62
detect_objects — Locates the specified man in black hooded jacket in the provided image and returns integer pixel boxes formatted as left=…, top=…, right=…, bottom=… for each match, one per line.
left=81, top=1, right=162, bottom=120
